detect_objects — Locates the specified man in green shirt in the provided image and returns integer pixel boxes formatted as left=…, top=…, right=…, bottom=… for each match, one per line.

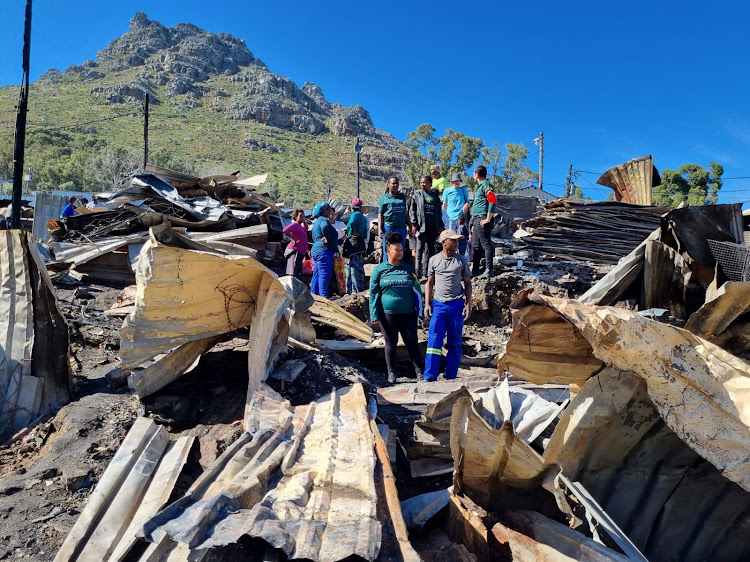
left=471, top=165, right=497, bottom=278
left=430, top=164, right=447, bottom=194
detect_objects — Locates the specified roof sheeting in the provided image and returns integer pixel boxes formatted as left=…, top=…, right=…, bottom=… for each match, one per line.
left=500, top=289, right=750, bottom=493
left=54, top=418, right=194, bottom=562
left=0, top=231, right=70, bottom=436
left=141, top=383, right=382, bottom=561
left=596, top=155, right=659, bottom=205
left=545, top=368, right=750, bottom=561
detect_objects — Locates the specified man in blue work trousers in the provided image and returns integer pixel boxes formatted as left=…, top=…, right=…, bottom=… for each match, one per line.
left=424, top=229, right=472, bottom=381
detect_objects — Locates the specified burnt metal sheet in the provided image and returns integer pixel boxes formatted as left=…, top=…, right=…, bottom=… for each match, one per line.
left=142, top=383, right=381, bottom=561
left=0, top=232, right=70, bottom=437
left=502, top=290, right=750, bottom=493
left=54, top=417, right=194, bottom=561
left=32, top=192, right=68, bottom=241
left=685, top=281, right=750, bottom=339
left=120, top=224, right=289, bottom=372
left=643, top=239, right=690, bottom=318
left=596, top=155, right=659, bottom=206
left=545, top=368, right=750, bottom=562
left=662, top=203, right=744, bottom=269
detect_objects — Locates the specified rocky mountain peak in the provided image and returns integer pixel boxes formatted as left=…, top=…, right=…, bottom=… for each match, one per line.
left=60, top=13, right=387, bottom=139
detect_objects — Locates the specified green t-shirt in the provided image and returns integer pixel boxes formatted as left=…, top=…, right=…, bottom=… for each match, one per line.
left=472, top=179, right=497, bottom=217
left=369, top=261, right=422, bottom=321
left=379, top=192, right=408, bottom=228
left=423, top=190, right=440, bottom=222
left=433, top=176, right=447, bottom=193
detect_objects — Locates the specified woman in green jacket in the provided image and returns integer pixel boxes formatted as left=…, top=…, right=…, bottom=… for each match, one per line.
left=369, top=231, right=424, bottom=383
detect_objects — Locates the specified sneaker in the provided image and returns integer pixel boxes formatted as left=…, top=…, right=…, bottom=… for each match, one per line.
left=387, top=371, right=396, bottom=384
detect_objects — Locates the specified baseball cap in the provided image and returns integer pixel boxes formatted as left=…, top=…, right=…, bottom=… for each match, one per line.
left=438, top=229, right=464, bottom=243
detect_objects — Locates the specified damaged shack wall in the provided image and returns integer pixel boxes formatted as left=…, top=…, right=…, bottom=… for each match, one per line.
left=545, top=369, right=750, bottom=562
left=28, top=242, right=71, bottom=420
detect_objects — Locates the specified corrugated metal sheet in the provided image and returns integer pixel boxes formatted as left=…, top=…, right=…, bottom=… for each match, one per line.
left=501, top=290, right=750, bottom=492
left=0, top=231, right=70, bottom=436
left=140, top=383, right=382, bottom=561
left=596, top=155, right=659, bottom=205
left=54, top=417, right=194, bottom=562
left=545, top=369, right=750, bottom=562
left=32, top=192, right=67, bottom=241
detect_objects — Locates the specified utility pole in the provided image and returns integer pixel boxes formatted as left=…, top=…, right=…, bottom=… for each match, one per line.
left=143, top=93, right=149, bottom=168
left=354, top=136, right=363, bottom=199
left=565, top=164, right=573, bottom=198
left=535, top=132, right=544, bottom=191
left=10, top=0, right=32, bottom=230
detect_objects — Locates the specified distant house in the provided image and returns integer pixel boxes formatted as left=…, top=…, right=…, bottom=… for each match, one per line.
left=509, top=186, right=559, bottom=204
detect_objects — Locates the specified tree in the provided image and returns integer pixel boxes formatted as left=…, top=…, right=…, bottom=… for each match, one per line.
left=401, top=123, right=439, bottom=186
left=401, top=123, right=483, bottom=186
left=91, top=146, right=141, bottom=191
left=481, top=142, right=503, bottom=183
left=494, top=143, right=538, bottom=193
left=653, top=162, right=723, bottom=207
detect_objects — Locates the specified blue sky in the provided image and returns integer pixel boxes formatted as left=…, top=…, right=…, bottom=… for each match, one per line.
left=2, top=0, right=750, bottom=204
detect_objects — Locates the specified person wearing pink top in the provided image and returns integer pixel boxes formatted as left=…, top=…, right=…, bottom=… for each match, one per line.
left=283, top=208, right=309, bottom=277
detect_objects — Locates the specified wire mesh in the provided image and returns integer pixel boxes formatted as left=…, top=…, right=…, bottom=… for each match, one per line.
left=707, top=239, right=750, bottom=282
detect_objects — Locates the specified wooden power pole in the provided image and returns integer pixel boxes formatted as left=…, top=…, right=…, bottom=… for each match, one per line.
left=10, top=0, right=32, bottom=230
left=143, top=93, right=149, bottom=168
left=565, top=164, right=573, bottom=198
left=534, top=132, right=544, bottom=191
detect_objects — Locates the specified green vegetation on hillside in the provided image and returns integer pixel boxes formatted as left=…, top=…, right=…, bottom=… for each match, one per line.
left=0, top=72, right=397, bottom=207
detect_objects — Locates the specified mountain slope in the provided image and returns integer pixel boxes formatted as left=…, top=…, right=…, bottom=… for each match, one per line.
left=0, top=13, right=404, bottom=205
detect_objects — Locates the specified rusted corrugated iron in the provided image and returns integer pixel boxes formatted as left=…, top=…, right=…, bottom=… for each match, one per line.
left=596, top=155, right=660, bottom=205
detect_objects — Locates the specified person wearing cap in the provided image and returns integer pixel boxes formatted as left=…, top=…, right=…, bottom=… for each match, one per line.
left=430, top=164, right=446, bottom=194
left=310, top=202, right=339, bottom=297
left=441, top=172, right=471, bottom=232
left=378, top=175, right=414, bottom=263
left=471, top=165, right=496, bottom=278
left=424, top=229, right=472, bottom=382
left=409, top=175, right=444, bottom=278
left=345, top=197, right=369, bottom=293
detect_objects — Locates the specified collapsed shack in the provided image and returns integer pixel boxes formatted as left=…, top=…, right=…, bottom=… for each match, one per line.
left=8, top=152, right=750, bottom=561
left=43, top=166, right=286, bottom=285
left=499, top=290, right=750, bottom=561
left=0, top=230, right=70, bottom=441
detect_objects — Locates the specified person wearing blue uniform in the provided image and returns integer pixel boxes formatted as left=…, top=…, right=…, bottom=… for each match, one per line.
left=310, top=202, right=338, bottom=298
left=424, top=229, right=472, bottom=382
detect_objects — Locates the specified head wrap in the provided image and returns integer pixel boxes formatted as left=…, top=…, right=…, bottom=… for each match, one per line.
left=351, top=197, right=363, bottom=208
left=313, top=202, right=330, bottom=217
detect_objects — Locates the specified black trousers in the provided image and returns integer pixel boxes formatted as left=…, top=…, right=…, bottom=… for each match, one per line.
left=472, top=218, right=494, bottom=275
left=415, top=228, right=437, bottom=277
left=380, top=312, right=422, bottom=377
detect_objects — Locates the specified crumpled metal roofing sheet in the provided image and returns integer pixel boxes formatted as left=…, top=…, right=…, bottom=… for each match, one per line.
left=501, top=290, right=750, bottom=492
left=545, top=368, right=750, bottom=562
left=141, top=383, right=381, bottom=561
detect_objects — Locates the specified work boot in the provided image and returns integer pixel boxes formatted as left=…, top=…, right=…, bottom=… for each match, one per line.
left=387, top=370, right=396, bottom=384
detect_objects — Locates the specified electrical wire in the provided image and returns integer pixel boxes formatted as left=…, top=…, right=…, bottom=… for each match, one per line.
left=26, top=111, right=140, bottom=133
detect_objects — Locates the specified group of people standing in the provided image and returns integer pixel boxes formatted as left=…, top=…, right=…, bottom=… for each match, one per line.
left=282, top=164, right=497, bottom=383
